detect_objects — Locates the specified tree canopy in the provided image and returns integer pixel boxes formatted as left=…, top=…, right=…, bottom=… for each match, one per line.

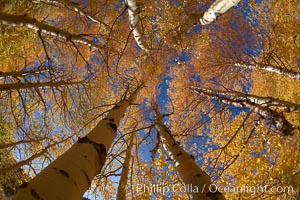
left=0, top=0, right=299, bottom=199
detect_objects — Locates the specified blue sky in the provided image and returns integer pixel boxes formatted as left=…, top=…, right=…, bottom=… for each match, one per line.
left=0, top=0, right=276, bottom=199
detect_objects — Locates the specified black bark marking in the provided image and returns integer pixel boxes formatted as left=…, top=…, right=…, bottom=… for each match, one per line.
left=53, top=167, right=77, bottom=186
left=59, top=169, right=70, bottom=178
left=113, top=105, right=120, bottom=109
left=97, top=144, right=107, bottom=167
left=176, top=152, right=183, bottom=157
left=109, top=118, right=115, bottom=122
left=108, top=122, right=117, bottom=132
left=82, top=169, right=91, bottom=186
left=31, top=189, right=43, bottom=200
left=77, top=137, right=88, bottom=143
left=77, top=136, right=107, bottom=164
left=19, top=181, right=28, bottom=189
left=195, top=173, right=202, bottom=177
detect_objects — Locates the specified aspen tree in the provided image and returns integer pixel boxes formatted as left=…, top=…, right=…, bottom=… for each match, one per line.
left=191, top=87, right=298, bottom=136
left=0, top=80, right=84, bottom=91
left=13, top=86, right=140, bottom=200
left=199, top=0, right=241, bottom=25
left=190, top=87, right=300, bottom=112
left=179, top=0, right=241, bottom=35
left=154, top=105, right=226, bottom=200
left=0, top=12, right=105, bottom=51
left=116, top=131, right=134, bottom=200
left=234, top=63, right=300, bottom=80
left=125, top=0, right=150, bottom=52
left=0, top=68, right=50, bottom=78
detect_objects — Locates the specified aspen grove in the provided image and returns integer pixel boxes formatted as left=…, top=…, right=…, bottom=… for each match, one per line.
left=0, top=0, right=299, bottom=199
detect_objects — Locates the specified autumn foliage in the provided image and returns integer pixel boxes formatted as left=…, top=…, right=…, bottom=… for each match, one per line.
left=0, top=0, right=299, bottom=199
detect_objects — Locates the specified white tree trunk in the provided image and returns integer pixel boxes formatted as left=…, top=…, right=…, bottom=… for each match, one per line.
left=0, top=68, right=49, bottom=78
left=200, top=0, right=241, bottom=25
left=0, top=13, right=105, bottom=50
left=13, top=88, right=140, bottom=200
left=125, top=0, right=150, bottom=52
left=191, top=87, right=300, bottom=112
left=178, top=0, right=240, bottom=36
left=116, top=132, right=134, bottom=200
left=192, top=87, right=296, bottom=136
left=220, top=98, right=294, bottom=136
left=0, top=80, right=83, bottom=91
left=234, top=63, right=300, bottom=80
left=155, top=107, right=226, bottom=200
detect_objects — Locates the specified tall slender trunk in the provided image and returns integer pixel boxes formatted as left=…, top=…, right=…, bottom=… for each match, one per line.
left=154, top=106, right=226, bottom=200
left=13, top=87, right=140, bottom=200
left=191, top=87, right=300, bottom=112
left=179, top=0, right=240, bottom=36
left=116, top=132, right=134, bottom=200
left=199, top=0, right=241, bottom=25
left=0, top=68, right=49, bottom=78
left=125, top=0, right=150, bottom=52
left=0, top=12, right=105, bottom=50
left=234, top=63, right=300, bottom=80
left=0, top=80, right=83, bottom=91
left=191, top=87, right=297, bottom=136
